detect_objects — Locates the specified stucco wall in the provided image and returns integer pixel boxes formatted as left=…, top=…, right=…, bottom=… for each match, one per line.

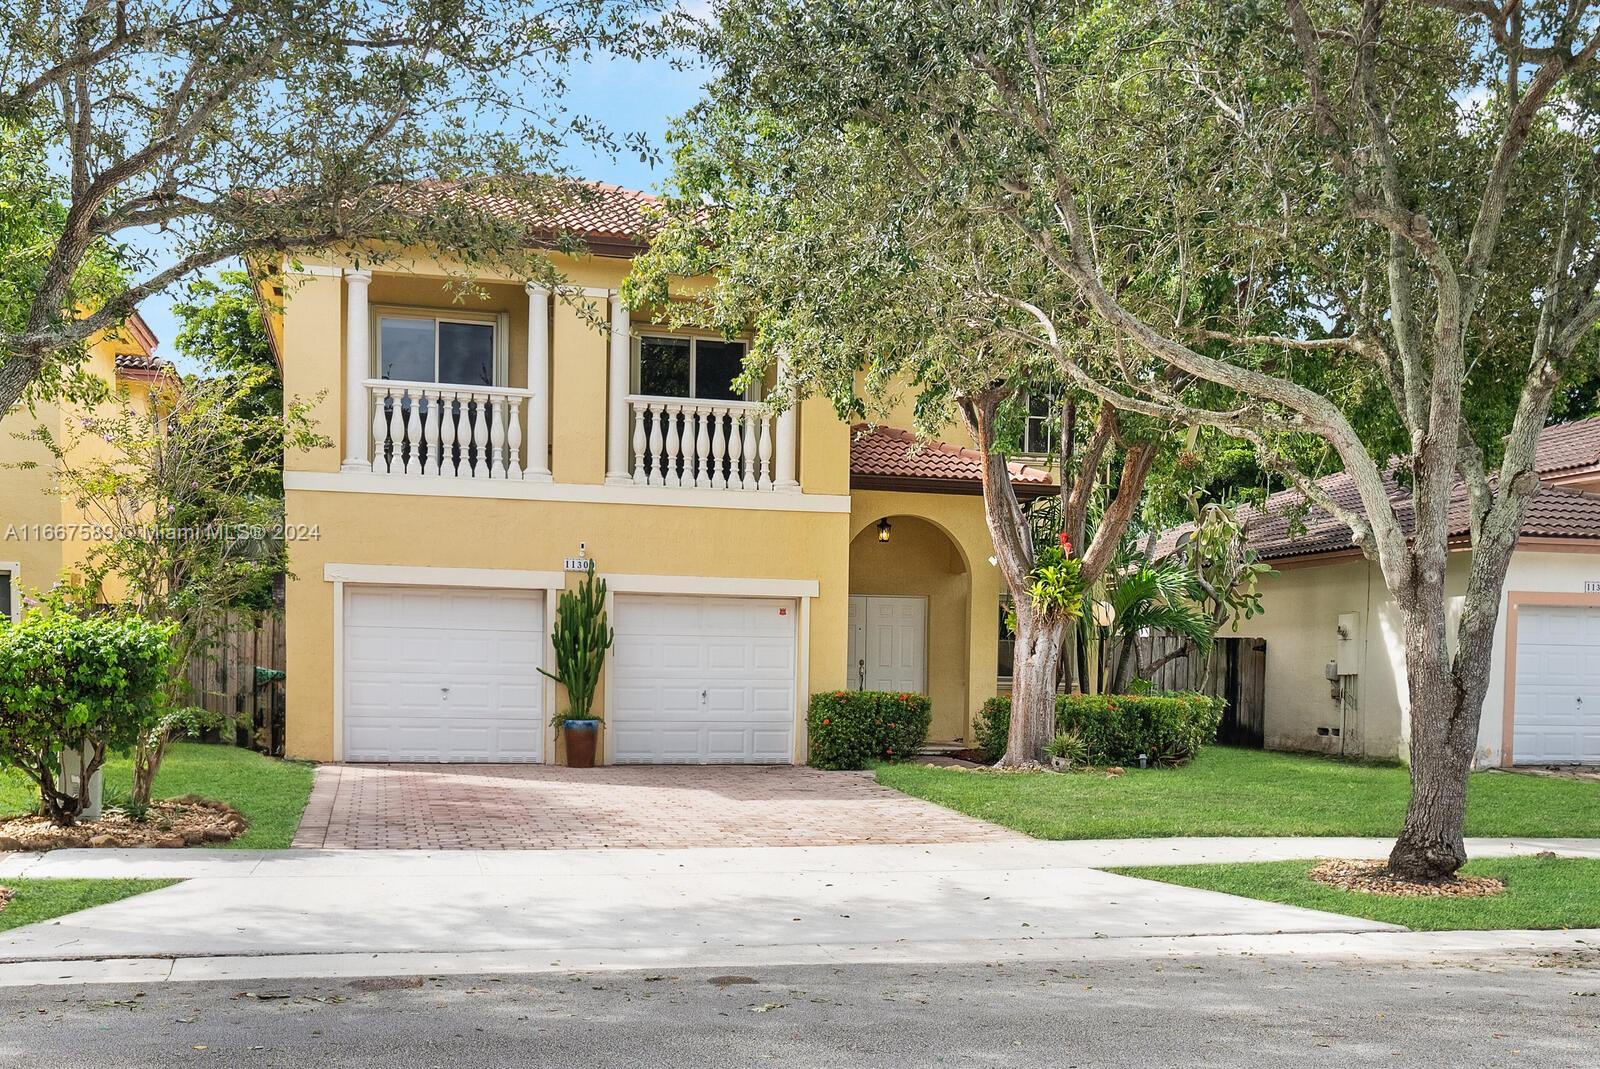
left=283, top=489, right=854, bottom=762
left=0, top=333, right=159, bottom=609
left=274, top=250, right=1004, bottom=763
left=847, top=516, right=970, bottom=742
left=848, top=489, right=1002, bottom=744
left=1478, top=548, right=1600, bottom=766
left=1249, top=545, right=1600, bottom=765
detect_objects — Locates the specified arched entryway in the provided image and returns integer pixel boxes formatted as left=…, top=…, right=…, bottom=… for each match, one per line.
left=847, top=514, right=973, bottom=743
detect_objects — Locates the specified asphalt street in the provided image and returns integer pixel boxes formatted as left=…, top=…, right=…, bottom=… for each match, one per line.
left=3, top=948, right=1597, bottom=1068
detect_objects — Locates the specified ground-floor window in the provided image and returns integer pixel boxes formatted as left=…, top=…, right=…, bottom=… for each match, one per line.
left=997, top=594, right=1015, bottom=685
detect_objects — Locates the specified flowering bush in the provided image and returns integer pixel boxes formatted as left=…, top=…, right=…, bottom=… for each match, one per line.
left=974, top=692, right=1224, bottom=766
left=806, top=690, right=933, bottom=770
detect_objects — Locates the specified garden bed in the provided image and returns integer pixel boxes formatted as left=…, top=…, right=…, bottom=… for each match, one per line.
left=1308, top=857, right=1506, bottom=898
left=0, top=795, right=246, bottom=851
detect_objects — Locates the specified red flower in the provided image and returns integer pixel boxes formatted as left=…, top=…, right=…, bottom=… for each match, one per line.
left=1058, top=532, right=1073, bottom=554
left=822, top=718, right=830, bottom=726
left=889, top=722, right=897, bottom=728
left=885, top=747, right=894, bottom=755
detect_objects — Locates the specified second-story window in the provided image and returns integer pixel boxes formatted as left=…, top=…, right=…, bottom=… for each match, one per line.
left=1022, top=389, right=1060, bottom=457
left=377, top=314, right=496, bottom=387
left=636, top=335, right=751, bottom=401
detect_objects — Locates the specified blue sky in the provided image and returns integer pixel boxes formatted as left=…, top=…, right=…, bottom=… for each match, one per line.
left=140, top=49, right=708, bottom=361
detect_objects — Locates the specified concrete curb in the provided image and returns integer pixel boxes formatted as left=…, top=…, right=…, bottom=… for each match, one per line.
left=3, top=927, right=1594, bottom=988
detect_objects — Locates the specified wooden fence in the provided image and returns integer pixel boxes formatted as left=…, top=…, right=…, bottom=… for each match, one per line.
left=182, top=583, right=287, bottom=755
left=1134, top=633, right=1267, bottom=748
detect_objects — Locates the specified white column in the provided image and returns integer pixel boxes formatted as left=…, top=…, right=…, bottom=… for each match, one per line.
left=523, top=282, right=553, bottom=482
left=604, top=292, right=632, bottom=485
left=774, top=349, right=800, bottom=491
left=341, top=268, right=373, bottom=472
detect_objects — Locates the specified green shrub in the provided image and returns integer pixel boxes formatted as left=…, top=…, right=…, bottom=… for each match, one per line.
left=975, top=696, right=1013, bottom=763
left=0, top=610, right=177, bottom=825
left=807, top=691, right=933, bottom=770
left=972, top=691, right=1225, bottom=767
left=1044, top=729, right=1089, bottom=768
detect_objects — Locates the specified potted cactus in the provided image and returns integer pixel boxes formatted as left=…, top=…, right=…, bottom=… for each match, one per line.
left=538, top=561, right=613, bottom=767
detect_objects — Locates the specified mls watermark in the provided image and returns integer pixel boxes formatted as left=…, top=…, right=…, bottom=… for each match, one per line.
left=4, top=523, right=321, bottom=543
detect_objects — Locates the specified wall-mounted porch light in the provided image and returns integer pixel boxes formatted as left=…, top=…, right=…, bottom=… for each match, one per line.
left=876, top=518, right=893, bottom=543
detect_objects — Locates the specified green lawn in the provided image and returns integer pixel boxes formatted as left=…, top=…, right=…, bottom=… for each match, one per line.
left=1114, top=856, right=1600, bottom=931
left=876, top=747, right=1600, bottom=839
left=0, top=878, right=179, bottom=933
left=0, top=742, right=314, bottom=849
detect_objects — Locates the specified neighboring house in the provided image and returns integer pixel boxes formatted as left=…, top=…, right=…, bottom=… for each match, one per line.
left=0, top=312, right=167, bottom=619
left=1159, top=417, right=1600, bottom=767
left=258, top=181, right=1055, bottom=765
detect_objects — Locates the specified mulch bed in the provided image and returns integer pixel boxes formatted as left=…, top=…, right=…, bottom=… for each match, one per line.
left=1309, top=858, right=1506, bottom=899
left=0, top=795, right=248, bottom=852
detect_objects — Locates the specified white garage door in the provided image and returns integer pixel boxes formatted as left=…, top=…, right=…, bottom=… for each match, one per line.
left=343, top=586, right=545, bottom=762
left=610, top=594, right=797, bottom=763
left=1514, top=604, right=1600, bottom=764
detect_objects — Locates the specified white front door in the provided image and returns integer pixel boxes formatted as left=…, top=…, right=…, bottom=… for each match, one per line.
left=848, top=595, right=928, bottom=694
left=1514, top=603, right=1600, bottom=764
left=610, top=594, right=797, bottom=763
left=343, top=586, right=545, bottom=762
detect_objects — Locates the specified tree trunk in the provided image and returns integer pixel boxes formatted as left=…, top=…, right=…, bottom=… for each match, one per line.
left=0, top=352, right=40, bottom=421
left=130, top=730, right=168, bottom=808
left=1003, top=607, right=1067, bottom=767
left=955, top=386, right=1055, bottom=768
left=1109, top=635, right=1138, bottom=694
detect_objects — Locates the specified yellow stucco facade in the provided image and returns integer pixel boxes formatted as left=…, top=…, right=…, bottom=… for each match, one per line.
left=0, top=317, right=163, bottom=616
left=270, top=247, right=1029, bottom=764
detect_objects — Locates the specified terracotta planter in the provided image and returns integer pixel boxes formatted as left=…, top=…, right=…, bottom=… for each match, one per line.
left=563, top=719, right=600, bottom=768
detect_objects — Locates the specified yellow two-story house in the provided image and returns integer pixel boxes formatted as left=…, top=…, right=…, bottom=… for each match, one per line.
left=265, top=182, right=1055, bottom=765
left=0, top=312, right=167, bottom=618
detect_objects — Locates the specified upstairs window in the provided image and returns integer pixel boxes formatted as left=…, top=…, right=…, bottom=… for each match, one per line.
left=377, top=313, right=498, bottom=387
left=1022, top=390, right=1060, bottom=457
left=635, top=335, right=752, bottom=402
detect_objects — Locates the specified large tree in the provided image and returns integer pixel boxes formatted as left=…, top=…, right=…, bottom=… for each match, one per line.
left=628, top=110, right=1162, bottom=766
left=684, top=0, right=1600, bottom=878
left=0, top=0, right=666, bottom=414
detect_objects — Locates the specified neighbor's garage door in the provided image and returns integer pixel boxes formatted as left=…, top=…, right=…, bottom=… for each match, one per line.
left=610, top=594, right=797, bottom=763
left=1514, top=603, right=1600, bottom=764
left=343, top=586, right=545, bottom=762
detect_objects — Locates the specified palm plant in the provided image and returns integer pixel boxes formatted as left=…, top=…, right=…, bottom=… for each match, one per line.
left=1102, top=561, right=1214, bottom=693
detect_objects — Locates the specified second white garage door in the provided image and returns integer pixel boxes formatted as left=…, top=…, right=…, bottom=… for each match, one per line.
left=1514, top=603, right=1600, bottom=764
left=610, top=594, right=797, bottom=763
left=343, top=586, right=545, bottom=762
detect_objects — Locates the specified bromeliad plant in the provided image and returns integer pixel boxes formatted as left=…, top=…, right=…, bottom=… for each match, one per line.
left=538, top=562, right=614, bottom=724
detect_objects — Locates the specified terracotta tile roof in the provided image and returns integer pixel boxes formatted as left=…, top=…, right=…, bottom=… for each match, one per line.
left=402, top=178, right=661, bottom=253
left=849, top=423, right=1057, bottom=499
left=1534, top=414, right=1600, bottom=476
left=1153, top=418, right=1600, bottom=562
left=113, top=353, right=169, bottom=371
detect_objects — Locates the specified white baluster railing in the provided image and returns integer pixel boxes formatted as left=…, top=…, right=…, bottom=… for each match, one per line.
left=363, top=380, right=535, bottom=480
left=624, top=395, right=794, bottom=492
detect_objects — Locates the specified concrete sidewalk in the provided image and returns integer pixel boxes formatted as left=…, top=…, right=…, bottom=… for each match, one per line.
left=2, top=838, right=1594, bottom=988
left=3, top=834, right=1596, bottom=880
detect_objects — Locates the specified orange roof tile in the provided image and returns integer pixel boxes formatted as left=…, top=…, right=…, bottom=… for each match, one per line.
left=850, top=423, right=1056, bottom=499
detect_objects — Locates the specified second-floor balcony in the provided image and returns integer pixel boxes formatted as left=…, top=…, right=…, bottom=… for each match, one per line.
left=338, top=270, right=800, bottom=495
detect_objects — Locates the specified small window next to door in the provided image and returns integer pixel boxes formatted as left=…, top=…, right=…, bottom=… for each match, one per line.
left=0, top=569, right=13, bottom=623
left=997, top=595, right=1016, bottom=685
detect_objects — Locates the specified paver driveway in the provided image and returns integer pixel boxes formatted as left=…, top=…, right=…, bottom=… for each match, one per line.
left=292, top=763, right=1020, bottom=850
